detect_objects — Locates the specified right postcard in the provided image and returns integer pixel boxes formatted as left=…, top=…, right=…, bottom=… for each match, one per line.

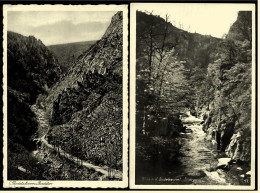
left=130, top=3, right=256, bottom=190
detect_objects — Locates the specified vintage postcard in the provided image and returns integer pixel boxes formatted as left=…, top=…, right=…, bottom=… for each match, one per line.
left=130, top=3, right=256, bottom=189
left=3, top=4, right=128, bottom=188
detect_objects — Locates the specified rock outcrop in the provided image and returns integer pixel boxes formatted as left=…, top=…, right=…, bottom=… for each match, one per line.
left=201, top=11, right=252, bottom=164
left=43, top=12, right=123, bottom=171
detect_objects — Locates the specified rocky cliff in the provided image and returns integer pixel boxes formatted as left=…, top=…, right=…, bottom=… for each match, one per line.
left=201, top=11, right=252, bottom=163
left=42, top=12, right=123, bottom=170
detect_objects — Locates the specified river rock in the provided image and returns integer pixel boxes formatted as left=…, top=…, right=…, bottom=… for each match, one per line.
left=18, top=166, right=27, bottom=173
left=216, top=158, right=231, bottom=170
left=205, top=170, right=226, bottom=184
left=246, top=171, right=251, bottom=176
left=216, top=169, right=226, bottom=178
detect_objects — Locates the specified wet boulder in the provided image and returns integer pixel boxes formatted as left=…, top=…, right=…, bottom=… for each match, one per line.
left=168, top=115, right=184, bottom=131
left=216, top=157, right=231, bottom=170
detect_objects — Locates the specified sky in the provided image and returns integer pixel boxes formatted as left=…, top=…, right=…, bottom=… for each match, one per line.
left=136, top=3, right=254, bottom=38
left=8, top=11, right=117, bottom=45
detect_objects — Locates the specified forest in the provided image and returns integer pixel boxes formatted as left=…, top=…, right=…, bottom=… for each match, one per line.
left=135, top=11, right=253, bottom=185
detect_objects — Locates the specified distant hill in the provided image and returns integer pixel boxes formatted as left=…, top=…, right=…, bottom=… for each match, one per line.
left=48, top=40, right=96, bottom=74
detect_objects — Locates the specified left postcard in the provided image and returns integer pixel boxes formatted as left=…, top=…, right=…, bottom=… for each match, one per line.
left=2, top=4, right=128, bottom=188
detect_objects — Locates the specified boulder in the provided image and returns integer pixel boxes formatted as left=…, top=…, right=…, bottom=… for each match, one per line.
left=246, top=171, right=251, bottom=176
left=216, top=157, right=231, bottom=170
left=225, top=131, right=241, bottom=160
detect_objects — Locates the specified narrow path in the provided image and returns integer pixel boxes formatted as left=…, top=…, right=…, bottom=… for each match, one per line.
left=31, top=104, right=122, bottom=180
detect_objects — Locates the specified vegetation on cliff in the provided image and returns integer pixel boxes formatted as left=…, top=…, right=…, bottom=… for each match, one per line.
left=7, top=11, right=123, bottom=180
left=201, top=11, right=252, bottom=162
left=42, top=12, right=123, bottom=174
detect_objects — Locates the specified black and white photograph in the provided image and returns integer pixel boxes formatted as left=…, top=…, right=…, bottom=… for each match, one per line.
left=130, top=3, right=256, bottom=189
left=3, top=4, right=128, bottom=188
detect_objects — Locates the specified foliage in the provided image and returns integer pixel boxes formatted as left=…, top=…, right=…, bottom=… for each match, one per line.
left=202, top=11, right=252, bottom=161
left=136, top=11, right=219, bottom=142
left=135, top=10, right=252, bottom=182
left=8, top=140, right=46, bottom=180
left=8, top=31, right=61, bottom=103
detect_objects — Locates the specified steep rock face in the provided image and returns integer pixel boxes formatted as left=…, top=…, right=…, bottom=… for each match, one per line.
left=43, top=12, right=123, bottom=170
left=227, top=11, right=252, bottom=42
left=202, top=11, right=252, bottom=162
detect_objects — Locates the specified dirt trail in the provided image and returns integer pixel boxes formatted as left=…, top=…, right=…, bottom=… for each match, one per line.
left=31, top=104, right=122, bottom=180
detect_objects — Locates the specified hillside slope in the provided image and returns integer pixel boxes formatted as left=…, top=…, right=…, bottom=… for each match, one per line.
left=41, top=11, right=123, bottom=172
left=48, top=40, right=96, bottom=74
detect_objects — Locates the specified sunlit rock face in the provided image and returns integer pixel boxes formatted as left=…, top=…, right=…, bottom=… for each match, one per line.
left=44, top=12, right=123, bottom=170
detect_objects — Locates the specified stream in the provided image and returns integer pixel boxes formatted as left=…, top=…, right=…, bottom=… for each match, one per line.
left=177, top=113, right=228, bottom=185
left=138, top=113, right=230, bottom=185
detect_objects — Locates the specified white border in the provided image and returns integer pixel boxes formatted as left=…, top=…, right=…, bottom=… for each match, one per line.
left=3, top=4, right=128, bottom=188
left=130, top=3, right=256, bottom=190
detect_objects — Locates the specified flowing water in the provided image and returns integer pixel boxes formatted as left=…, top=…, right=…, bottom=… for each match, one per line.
left=177, top=116, right=228, bottom=185
left=138, top=113, right=229, bottom=185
